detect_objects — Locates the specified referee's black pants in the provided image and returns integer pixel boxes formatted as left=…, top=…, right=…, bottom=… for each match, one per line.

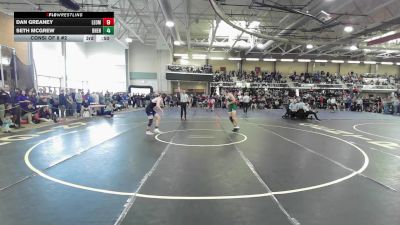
left=180, top=102, right=187, bottom=119
left=243, top=102, right=249, bottom=113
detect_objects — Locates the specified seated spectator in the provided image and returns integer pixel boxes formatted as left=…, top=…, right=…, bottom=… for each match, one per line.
left=21, top=103, right=35, bottom=124
left=18, top=90, right=31, bottom=111
left=104, top=102, right=115, bottom=118
left=39, top=106, right=54, bottom=122
left=81, top=100, right=90, bottom=117
left=2, top=110, right=14, bottom=133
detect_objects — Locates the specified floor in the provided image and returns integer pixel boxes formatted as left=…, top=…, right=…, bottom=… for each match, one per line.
left=0, top=107, right=399, bottom=225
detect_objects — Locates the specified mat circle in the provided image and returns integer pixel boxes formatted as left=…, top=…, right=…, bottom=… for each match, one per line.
left=24, top=124, right=369, bottom=200
left=353, top=122, right=400, bottom=143
left=155, top=129, right=247, bottom=147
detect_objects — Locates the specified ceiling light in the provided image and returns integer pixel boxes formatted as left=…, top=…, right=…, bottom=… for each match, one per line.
left=125, top=37, right=133, bottom=43
left=263, top=58, right=277, bottom=61
left=173, top=41, right=181, bottom=46
left=210, top=57, right=224, bottom=60
left=315, top=59, right=328, bottom=63
left=228, top=57, right=242, bottom=61
left=298, top=59, right=311, bottom=62
left=249, top=21, right=260, bottom=29
left=306, top=44, right=313, bottom=49
left=256, top=43, right=264, bottom=49
left=331, top=60, right=344, bottom=63
left=281, top=59, right=294, bottom=62
left=364, top=31, right=396, bottom=42
left=348, top=60, right=360, bottom=64
left=385, top=31, right=396, bottom=36
left=344, top=26, right=354, bottom=33
left=180, top=59, right=189, bottom=65
left=381, top=62, right=394, bottom=65
left=350, top=45, right=358, bottom=51
left=165, top=21, right=174, bottom=27
left=246, top=58, right=259, bottom=61
left=321, top=10, right=330, bottom=17
left=396, top=62, right=400, bottom=66
left=173, top=53, right=188, bottom=57
left=192, top=54, right=207, bottom=59
left=364, top=61, right=376, bottom=64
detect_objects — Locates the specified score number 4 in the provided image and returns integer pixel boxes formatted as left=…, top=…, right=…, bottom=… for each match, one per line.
left=102, top=18, right=115, bottom=35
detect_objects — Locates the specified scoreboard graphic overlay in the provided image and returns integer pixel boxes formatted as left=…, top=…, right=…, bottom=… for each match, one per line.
left=14, top=12, right=115, bottom=42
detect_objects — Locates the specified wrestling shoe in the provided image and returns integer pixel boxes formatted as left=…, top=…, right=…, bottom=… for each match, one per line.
left=154, top=128, right=161, bottom=134
left=146, top=131, right=155, bottom=135
left=232, top=126, right=240, bottom=132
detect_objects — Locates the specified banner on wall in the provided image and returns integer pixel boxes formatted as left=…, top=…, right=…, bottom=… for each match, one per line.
left=255, top=67, right=260, bottom=75
left=220, top=67, right=226, bottom=72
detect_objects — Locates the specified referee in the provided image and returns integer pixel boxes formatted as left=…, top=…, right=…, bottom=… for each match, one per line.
left=179, top=89, right=189, bottom=120
left=242, top=92, right=250, bottom=115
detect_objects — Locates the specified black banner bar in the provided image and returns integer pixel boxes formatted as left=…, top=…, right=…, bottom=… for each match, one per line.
left=14, top=12, right=113, bottom=18
left=166, top=73, right=213, bottom=82
left=15, top=18, right=104, bottom=26
left=14, top=26, right=106, bottom=35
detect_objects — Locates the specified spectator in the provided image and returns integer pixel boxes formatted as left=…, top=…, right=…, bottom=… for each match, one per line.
left=38, top=106, right=54, bottom=122
left=75, top=91, right=83, bottom=116
left=0, top=85, right=11, bottom=125
left=21, top=102, right=35, bottom=124
left=2, top=109, right=13, bottom=133
left=104, top=101, right=115, bottom=118
left=18, top=90, right=30, bottom=111
left=393, top=96, right=399, bottom=115
left=50, top=90, right=60, bottom=117
left=81, top=99, right=90, bottom=117
left=59, top=89, right=67, bottom=118
left=66, top=94, right=75, bottom=116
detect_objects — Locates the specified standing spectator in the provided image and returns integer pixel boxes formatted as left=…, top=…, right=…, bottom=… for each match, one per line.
left=99, top=92, right=105, bottom=105
left=105, top=91, right=111, bottom=103
left=66, top=94, right=74, bottom=116
left=356, top=97, right=363, bottom=111
left=11, top=88, right=22, bottom=128
left=50, top=89, right=59, bottom=117
left=59, top=89, right=67, bottom=118
left=0, top=85, right=11, bottom=125
left=345, top=95, right=352, bottom=111
left=75, top=91, right=83, bottom=116
left=393, top=96, right=399, bottom=115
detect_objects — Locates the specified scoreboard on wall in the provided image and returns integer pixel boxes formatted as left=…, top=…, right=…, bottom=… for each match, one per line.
left=14, top=12, right=115, bottom=42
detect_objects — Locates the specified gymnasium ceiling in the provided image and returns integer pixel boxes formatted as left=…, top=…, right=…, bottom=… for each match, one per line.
left=1, top=0, right=400, bottom=60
